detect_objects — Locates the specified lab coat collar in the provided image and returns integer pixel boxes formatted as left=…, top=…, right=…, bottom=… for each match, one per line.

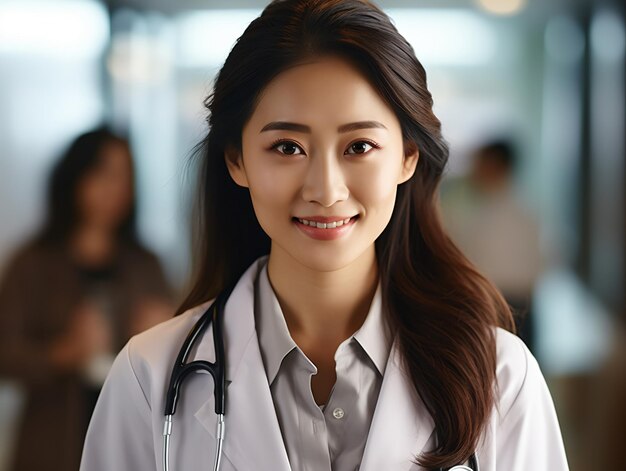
left=192, top=255, right=436, bottom=471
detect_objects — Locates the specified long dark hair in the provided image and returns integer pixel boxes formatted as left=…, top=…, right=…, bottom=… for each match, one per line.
left=37, top=126, right=138, bottom=246
left=178, top=1, right=515, bottom=468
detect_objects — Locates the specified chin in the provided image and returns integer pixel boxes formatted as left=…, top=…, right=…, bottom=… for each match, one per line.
left=291, top=245, right=369, bottom=273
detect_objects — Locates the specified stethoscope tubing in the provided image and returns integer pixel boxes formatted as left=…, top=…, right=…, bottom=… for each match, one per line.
left=163, top=285, right=232, bottom=471
left=162, top=283, right=479, bottom=471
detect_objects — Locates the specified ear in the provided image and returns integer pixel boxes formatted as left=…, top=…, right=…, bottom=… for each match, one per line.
left=224, top=146, right=249, bottom=188
left=397, top=144, right=419, bottom=185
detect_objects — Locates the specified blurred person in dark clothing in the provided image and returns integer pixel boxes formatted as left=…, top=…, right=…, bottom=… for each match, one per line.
left=440, top=140, right=543, bottom=351
left=0, top=127, right=175, bottom=471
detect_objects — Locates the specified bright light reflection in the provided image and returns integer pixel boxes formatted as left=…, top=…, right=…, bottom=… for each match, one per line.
left=176, top=10, right=261, bottom=67
left=0, top=0, right=109, bottom=58
left=177, top=9, right=496, bottom=68
left=386, top=9, right=497, bottom=66
left=475, top=0, right=527, bottom=16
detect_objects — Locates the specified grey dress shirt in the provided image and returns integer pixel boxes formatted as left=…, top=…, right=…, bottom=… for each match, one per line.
left=253, top=262, right=393, bottom=471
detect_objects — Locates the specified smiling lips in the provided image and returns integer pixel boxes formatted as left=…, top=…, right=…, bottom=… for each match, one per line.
left=293, top=215, right=359, bottom=240
left=296, top=216, right=354, bottom=229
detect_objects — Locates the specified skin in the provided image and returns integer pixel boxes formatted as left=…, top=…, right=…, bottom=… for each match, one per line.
left=226, top=55, right=418, bottom=404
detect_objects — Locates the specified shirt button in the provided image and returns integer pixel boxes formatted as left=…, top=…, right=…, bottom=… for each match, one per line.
left=332, top=407, right=345, bottom=419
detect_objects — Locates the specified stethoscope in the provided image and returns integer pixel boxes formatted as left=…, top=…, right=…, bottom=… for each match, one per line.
left=163, top=287, right=480, bottom=471
left=163, top=286, right=230, bottom=471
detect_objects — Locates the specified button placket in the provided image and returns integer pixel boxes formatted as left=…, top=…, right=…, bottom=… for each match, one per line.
left=313, top=418, right=326, bottom=435
left=297, top=364, right=332, bottom=470
left=326, top=347, right=351, bottom=423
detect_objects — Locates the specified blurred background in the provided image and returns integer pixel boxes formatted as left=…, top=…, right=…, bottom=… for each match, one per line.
left=0, top=0, right=624, bottom=469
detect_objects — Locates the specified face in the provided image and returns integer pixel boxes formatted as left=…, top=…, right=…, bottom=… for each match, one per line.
left=76, top=140, right=134, bottom=230
left=226, top=55, right=418, bottom=272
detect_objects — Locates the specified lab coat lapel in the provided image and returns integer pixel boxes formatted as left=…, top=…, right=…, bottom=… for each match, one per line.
left=359, top=336, right=436, bottom=471
left=193, top=257, right=291, bottom=471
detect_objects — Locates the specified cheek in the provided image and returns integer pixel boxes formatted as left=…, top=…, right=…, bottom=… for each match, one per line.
left=246, top=163, right=298, bottom=220
left=351, top=160, right=402, bottom=210
left=106, top=180, right=133, bottom=214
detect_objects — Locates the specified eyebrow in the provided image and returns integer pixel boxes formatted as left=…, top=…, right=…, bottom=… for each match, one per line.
left=259, top=120, right=388, bottom=133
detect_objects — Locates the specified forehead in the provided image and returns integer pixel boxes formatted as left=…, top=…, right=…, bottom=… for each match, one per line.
left=246, top=55, right=398, bottom=131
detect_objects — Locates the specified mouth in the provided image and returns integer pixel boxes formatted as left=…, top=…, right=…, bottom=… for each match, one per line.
left=291, top=214, right=360, bottom=241
left=292, top=214, right=360, bottom=229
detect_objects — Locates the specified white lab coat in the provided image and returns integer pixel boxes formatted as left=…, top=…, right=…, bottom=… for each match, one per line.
left=80, top=256, right=569, bottom=471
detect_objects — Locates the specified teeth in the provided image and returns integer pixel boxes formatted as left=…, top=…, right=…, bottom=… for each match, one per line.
left=297, top=216, right=355, bottom=228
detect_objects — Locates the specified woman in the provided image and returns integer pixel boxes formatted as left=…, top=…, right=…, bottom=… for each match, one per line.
left=0, top=127, right=174, bottom=471
left=80, top=1, right=569, bottom=470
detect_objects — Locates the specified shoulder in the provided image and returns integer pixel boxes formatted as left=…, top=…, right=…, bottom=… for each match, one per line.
left=483, top=330, right=569, bottom=468
left=113, top=255, right=268, bottom=397
left=6, top=238, right=52, bottom=264
left=0, top=239, right=56, bottom=281
left=127, top=300, right=214, bottom=364
left=118, top=300, right=215, bottom=397
left=493, top=327, right=546, bottom=420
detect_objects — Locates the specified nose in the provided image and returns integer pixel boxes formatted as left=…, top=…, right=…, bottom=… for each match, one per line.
left=301, top=149, right=349, bottom=207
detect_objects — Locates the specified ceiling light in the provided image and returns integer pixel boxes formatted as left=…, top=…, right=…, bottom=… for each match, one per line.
left=475, top=0, right=527, bottom=16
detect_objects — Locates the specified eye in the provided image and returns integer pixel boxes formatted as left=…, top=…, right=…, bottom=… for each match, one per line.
left=270, top=139, right=304, bottom=156
left=345, top=140, right=378, bottom=155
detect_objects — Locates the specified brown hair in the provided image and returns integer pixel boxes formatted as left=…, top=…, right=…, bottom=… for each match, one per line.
left=177, top=0, right=515, bottom=468
left=38, top=126, right=138, bottom=245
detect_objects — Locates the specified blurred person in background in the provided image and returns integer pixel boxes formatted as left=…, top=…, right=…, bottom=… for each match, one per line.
left=0, top=127, right=174, bottom=471
left=440, top=140, right=543, bottom=351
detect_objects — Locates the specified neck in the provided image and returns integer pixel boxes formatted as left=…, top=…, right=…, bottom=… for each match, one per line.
left=266, top=244, right=379, bottom=346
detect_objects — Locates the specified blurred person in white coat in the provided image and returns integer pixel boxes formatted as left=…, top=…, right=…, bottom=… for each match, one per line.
left=80, top=1, right=569, bottom=470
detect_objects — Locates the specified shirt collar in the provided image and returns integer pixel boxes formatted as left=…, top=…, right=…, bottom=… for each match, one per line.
left=254, top=260, right=393, bottom=385
left=351, top=279, right=392, bottom=377
left=254, top=262, right=298, bottom=386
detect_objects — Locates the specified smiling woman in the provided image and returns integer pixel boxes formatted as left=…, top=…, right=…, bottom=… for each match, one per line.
left=226, top=55, right=417, bottom=273
left=80, top=1, right=569, bottom=471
